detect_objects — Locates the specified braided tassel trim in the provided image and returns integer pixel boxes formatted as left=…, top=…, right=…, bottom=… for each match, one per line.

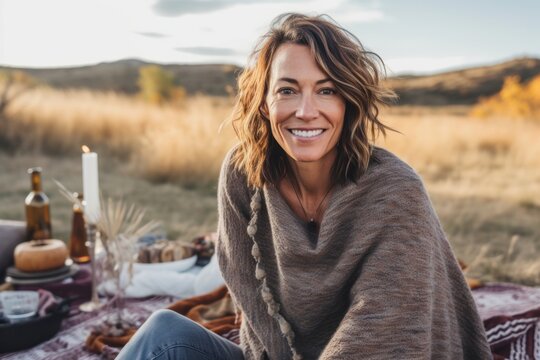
left=248, top=188, right=303, bottom=360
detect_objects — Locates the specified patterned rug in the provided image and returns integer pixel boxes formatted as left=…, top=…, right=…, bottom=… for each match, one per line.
left=472, top=282, right=540, bottom=360
left=1, top=282, right=540, bottom=359
left=0, top=296, right=173, bottom=360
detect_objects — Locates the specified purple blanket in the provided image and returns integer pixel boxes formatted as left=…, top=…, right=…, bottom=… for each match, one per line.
left=473, top=283, right=540, bottom=359
left=0, top=296, right=173, bottom=360
left=1, top=282, right=539, bottom=359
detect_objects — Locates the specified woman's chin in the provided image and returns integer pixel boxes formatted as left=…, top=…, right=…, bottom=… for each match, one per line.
left=285, top=149, right=327, bottom=164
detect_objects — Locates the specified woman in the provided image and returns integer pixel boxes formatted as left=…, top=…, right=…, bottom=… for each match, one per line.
left=119, top=13, right=492, bottom=360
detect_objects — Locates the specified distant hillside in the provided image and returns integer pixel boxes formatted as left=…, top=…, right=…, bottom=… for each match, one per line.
left=386, top=57, right=540, bottom=105
left=2, top=57, right=540, bottom=105
left=0, top=59, right=241, bottom=96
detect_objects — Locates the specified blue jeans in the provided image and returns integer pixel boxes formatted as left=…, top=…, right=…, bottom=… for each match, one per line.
left=117, top=309, right=245, bottom=360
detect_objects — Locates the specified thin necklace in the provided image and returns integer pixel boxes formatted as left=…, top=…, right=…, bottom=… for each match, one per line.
left=288, top=176, right=333, bottom=233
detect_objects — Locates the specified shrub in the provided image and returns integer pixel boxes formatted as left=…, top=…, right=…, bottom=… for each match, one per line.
left=471, top=75, right=540, bottom=120
left=137, top=65, right=186, bottom=105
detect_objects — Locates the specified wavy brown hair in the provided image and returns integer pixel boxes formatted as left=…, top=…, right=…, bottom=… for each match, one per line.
left=228, top=13, right=397, bottom=189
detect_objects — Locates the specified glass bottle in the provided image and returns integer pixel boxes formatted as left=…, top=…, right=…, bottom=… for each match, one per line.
left=24, top=167, right=52, bottom=241
left=69, top=192, right=90, bottom=263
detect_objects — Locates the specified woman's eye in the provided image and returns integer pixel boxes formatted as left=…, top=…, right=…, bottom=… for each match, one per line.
left=277, top=87, right=295, bottom=95
left=319, top=88, right=337, bottom=95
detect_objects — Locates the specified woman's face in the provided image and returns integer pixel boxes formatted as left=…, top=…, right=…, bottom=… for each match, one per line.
left=265, top=43, right=346, bottom=164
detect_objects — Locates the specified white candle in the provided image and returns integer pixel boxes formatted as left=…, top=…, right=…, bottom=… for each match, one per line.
left=82, top=147, right=101, bottom=223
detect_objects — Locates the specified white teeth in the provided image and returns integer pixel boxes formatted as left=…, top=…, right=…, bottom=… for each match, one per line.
left=290, top=129, right=324, bottom=138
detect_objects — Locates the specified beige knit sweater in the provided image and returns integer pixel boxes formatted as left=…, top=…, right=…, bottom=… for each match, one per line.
left=216, top=145, right=492, bottom=360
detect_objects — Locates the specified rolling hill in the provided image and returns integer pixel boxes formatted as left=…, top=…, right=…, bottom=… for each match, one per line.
left=0, top=60, right=240, bottom=96
left=1, top=57, right=539, bottom=105
left=386, top=57, right=540, bottom=105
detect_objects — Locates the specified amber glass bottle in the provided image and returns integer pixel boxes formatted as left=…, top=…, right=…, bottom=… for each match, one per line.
left=69, top=192, right=90, bottom=263
left=25, top=167, right=52, bottom=241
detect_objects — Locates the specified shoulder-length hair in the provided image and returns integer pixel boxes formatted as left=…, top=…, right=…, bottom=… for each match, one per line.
left=228, top=13, right=397, bottom=189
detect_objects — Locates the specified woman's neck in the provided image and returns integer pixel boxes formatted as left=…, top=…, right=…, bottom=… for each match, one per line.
left=276, top=151, right=336, bottom=225
left=287, top=150, right=336, bottom=199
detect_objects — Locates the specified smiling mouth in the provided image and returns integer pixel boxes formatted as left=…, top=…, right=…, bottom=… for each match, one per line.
left=288, top=129, right=325, bottom=138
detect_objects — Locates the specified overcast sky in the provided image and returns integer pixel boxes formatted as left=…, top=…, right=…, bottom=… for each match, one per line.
left=1, top=0, right=539, bottom=75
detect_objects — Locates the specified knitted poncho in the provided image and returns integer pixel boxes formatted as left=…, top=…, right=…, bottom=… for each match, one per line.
left=216, top=145, right=492, bottom=360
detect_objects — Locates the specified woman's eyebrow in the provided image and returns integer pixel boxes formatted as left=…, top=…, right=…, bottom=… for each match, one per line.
left=276, top=77, right=333, bottom=85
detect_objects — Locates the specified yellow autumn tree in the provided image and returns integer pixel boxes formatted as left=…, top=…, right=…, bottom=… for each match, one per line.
left=137, top=65, right=185, bottom=105
left=471, top=75, right=540, bottom=120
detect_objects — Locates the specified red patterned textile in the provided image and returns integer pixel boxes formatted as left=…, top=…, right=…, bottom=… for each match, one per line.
left=2, top=282, right=540, bottom=359
left=473, top=283, right=540, bottom=359
left=0, top=296, right=172, bottom=360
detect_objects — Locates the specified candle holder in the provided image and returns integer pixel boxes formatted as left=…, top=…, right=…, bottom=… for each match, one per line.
left=79, top=222, right=104, bottom=312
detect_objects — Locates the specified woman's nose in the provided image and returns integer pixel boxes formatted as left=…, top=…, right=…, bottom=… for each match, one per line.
left=295, top=94, right=319, bottom=120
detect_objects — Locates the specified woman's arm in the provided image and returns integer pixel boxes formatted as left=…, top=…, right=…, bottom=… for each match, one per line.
left=319, top=178, right=491, bottom=360
left=215, top=148, right=277, bottom=359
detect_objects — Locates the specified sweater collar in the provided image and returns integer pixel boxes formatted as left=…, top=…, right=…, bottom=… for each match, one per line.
left=262, top=180, right=356, bottom=251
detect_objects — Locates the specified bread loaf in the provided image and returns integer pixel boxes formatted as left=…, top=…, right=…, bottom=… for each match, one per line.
left=136, top=240, right=194, bottom=263
left=14, top=239, right=68, bottom=272
left=173, top=243, right=193, bottom=261
left=160, top=243, right=175, bottom=262
left=149, top=242, right=166, bottom=263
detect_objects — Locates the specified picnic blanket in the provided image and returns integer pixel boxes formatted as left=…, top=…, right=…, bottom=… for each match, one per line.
left=1, top=282, right=540, bottom=359
left=473, top=283, right=540, bottom=360
left=0, top=296, right=173, bottom=360
left=85, top=285, right=239, bottom=358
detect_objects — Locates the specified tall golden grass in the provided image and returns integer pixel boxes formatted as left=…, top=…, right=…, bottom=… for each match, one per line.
left=379, top=112, right=540, bottom=206
left=378, top=110, right=540, bottom=284
left=464, top=236, right=540, bottom=285
left=3, top=84, right=540, bottom=199
left=3, top=85, right=540, bottom=199
left=2, top=85, right=540, bottom=284
left=2, top=85, right=237, bottom=187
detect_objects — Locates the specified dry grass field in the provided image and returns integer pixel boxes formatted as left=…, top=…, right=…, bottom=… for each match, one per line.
left=1, top=85, right=539, bottom=285
left=0, top=151, right=220, bottom=246
left=379, top=111, right=540, bottom=285
left=1, top=86, right=237, bottom=187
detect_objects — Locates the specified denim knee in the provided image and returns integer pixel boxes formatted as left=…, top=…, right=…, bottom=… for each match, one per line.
left=118, top=309, right=243, bottom=360
left=144, top=310, right=216, bottom=359
left=147, top=309, right=206, bottom=339
left=146, top=309, right=185, bottom=330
